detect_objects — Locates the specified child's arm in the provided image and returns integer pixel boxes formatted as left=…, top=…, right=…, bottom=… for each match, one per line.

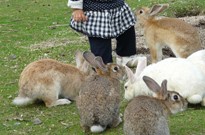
left=67, top=0, right=87, bottom=22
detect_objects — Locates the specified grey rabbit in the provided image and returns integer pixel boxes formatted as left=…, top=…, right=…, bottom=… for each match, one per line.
left=76, top=51, right=125, bottom=133
left=123, top=76, right=188, bottom=135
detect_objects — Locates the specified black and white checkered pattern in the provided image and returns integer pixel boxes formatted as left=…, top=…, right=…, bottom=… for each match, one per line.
left=83, top=0, right=124, bottom=11
left=70, top=3, right=135, bottom=39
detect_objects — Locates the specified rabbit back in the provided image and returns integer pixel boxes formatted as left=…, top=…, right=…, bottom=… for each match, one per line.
left=124, top=96, right=170, bottom=135
left=77, top=75, right=121, bottom=130
left=14, top=59, right=85, bottom=107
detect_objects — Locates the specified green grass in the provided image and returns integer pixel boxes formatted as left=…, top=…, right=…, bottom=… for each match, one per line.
left=0, top=0, right=205, bottom=134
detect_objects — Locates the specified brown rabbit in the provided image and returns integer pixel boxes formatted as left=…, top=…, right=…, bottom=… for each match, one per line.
left=76, top=51, right=125, bottom=133
left=13, top=51, right=91, bottom=107
left=136, top=4, right=202, bottom=63
left=123, top=76, right=188, bottom=135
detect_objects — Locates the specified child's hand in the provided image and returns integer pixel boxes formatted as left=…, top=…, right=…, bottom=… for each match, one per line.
left=72, top=9, right=87, bottom=22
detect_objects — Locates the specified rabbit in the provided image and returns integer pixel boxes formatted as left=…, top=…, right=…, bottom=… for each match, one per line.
left=12, top=51, right=91, bottom=107
left=187, top=49, right=205, bottom=76
left=124, top=51, right=205, bottom=106
left=136, top=4, right=202, bottom=63
left=123, top=76, right=188, bottom=135
left=76, top=51, right=125, bottom=133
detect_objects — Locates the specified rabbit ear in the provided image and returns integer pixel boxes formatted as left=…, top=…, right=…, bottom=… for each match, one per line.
left=143, top=76, right=161, bottom=93
left=125, top=66, right=136, bottom=84
left=149, top=4, right=169, bottom=16
left=143, top=76, right=168, bottom=100
left=95, top=56, right=108, bottom=72
left=134, top=57, right=147, bottom=77
left=81, top=60, right=90, bottom=74
left=83, top=51, right=98, bottom=68
left=75, top=51, right=88, bottom=72
left=160, top=79, right=168, bottom=99
left=75, top=51, right=86, bottom=69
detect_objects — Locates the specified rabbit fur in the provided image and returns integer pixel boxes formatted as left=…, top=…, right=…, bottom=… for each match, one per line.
left=13, top=51, right=91, bottom=107
left=124, top=50, right=205, bottom=106
left=136, top=4, right=202, bottom=63
left=187, top=49, right=205, bottom=76
left=123, top=76, right=188, bottom=135
left=76, top=51, right=124, bottom=133
left=113, top=51, right=139, bottom=68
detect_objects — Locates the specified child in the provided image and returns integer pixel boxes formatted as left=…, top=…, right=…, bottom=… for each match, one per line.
left=67, top=0, right=137, bottom=64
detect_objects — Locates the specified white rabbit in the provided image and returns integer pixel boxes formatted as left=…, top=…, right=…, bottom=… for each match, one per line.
left=76, top=51, right=124, bottom=133
left=124, top=51, right=205, bottom=106
left=124, top=76, right=188, bottom=135
left=13, top=51, right=91, bottom=107
left=136, top=4, right=202, bottom=63
left=187, top=49, right=205, bottom=76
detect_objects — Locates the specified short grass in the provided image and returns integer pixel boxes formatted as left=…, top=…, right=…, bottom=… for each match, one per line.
left=0, top=0, right=205, bottom=135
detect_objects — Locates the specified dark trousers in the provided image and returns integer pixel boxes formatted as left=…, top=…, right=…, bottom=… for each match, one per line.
left=88, top=26, right=137, bottom=64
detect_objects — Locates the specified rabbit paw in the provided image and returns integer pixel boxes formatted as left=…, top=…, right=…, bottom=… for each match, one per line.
left=47, top=99, right=71, bottom=107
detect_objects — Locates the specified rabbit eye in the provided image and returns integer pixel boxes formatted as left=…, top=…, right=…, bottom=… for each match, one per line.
left=113, top=66, right=119, bottom=72
left=139, top=10, right=143, bottom=14
left=173, top=95, right=179, bottom=100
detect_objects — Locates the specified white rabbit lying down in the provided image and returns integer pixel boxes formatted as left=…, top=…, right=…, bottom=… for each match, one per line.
left=124, top=50, right=205, bottom=106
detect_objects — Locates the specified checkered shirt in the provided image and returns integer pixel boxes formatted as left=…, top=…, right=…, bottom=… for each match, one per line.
left=70, top=3, right=136, bottom=38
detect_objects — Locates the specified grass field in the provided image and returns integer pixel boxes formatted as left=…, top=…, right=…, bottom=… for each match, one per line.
left=0, top=0, right=205, bottom=134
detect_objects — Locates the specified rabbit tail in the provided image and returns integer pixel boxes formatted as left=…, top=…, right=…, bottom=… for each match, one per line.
left=13, top=97, right=34, bottom=106
left=90, top=125, right=106, bottom=133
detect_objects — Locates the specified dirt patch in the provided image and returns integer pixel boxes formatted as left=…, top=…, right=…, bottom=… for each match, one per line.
left=27, top=37, right=87, bottom=51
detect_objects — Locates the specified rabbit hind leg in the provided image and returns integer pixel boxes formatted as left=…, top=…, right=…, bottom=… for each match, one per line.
left=81, top=124, right=90, bottom=133
left=43, top=88, right=71, bottom=107
left=171, top=44, right=191, bottom=58
left=109, top=114, right=122, bottom=128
